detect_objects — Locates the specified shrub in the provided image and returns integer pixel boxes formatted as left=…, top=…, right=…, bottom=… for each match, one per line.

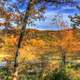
left=43, top=68, right=70, bottom=80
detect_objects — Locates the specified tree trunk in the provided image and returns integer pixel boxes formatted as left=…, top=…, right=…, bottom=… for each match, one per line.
left=13, top=67, right=18, bottom=80
left=12, top=0, right=32, bottom=80
left=60, top=47, right=66, bottom=72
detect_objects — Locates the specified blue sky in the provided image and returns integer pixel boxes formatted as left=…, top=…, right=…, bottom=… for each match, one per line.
left=28, top=1, right=80, bottom=30
left=0, top=0, right=80, bottom=30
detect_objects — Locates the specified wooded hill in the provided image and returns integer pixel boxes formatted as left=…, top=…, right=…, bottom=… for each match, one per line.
left=0, top=28, right=80, bottom=62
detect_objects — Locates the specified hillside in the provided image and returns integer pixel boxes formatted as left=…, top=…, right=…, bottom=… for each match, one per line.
left=0, top=28, right=80, bottom=62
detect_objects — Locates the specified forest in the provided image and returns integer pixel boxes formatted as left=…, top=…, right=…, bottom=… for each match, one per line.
left=0, top=0, right=80, bottom=80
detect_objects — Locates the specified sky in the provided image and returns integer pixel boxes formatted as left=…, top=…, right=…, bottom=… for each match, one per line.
left=28, top=0, right=80, bottom=30
left=0, top=0, right=80, bottom=30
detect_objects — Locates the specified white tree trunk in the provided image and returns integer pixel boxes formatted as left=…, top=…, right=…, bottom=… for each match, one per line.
left=13, top=68, right=18, bottom=80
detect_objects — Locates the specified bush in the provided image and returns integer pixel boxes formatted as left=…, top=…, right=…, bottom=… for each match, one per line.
left=43, top=68, right=70, bottom=80
left=0, top=67, right=12, bottom=80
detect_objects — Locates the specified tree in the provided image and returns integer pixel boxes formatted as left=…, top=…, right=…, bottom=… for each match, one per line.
left=12, top=0, right=47, bottom=80
left=51, top=14, right=75, bottom=72
left=69, top=14, right=80, bottom=28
